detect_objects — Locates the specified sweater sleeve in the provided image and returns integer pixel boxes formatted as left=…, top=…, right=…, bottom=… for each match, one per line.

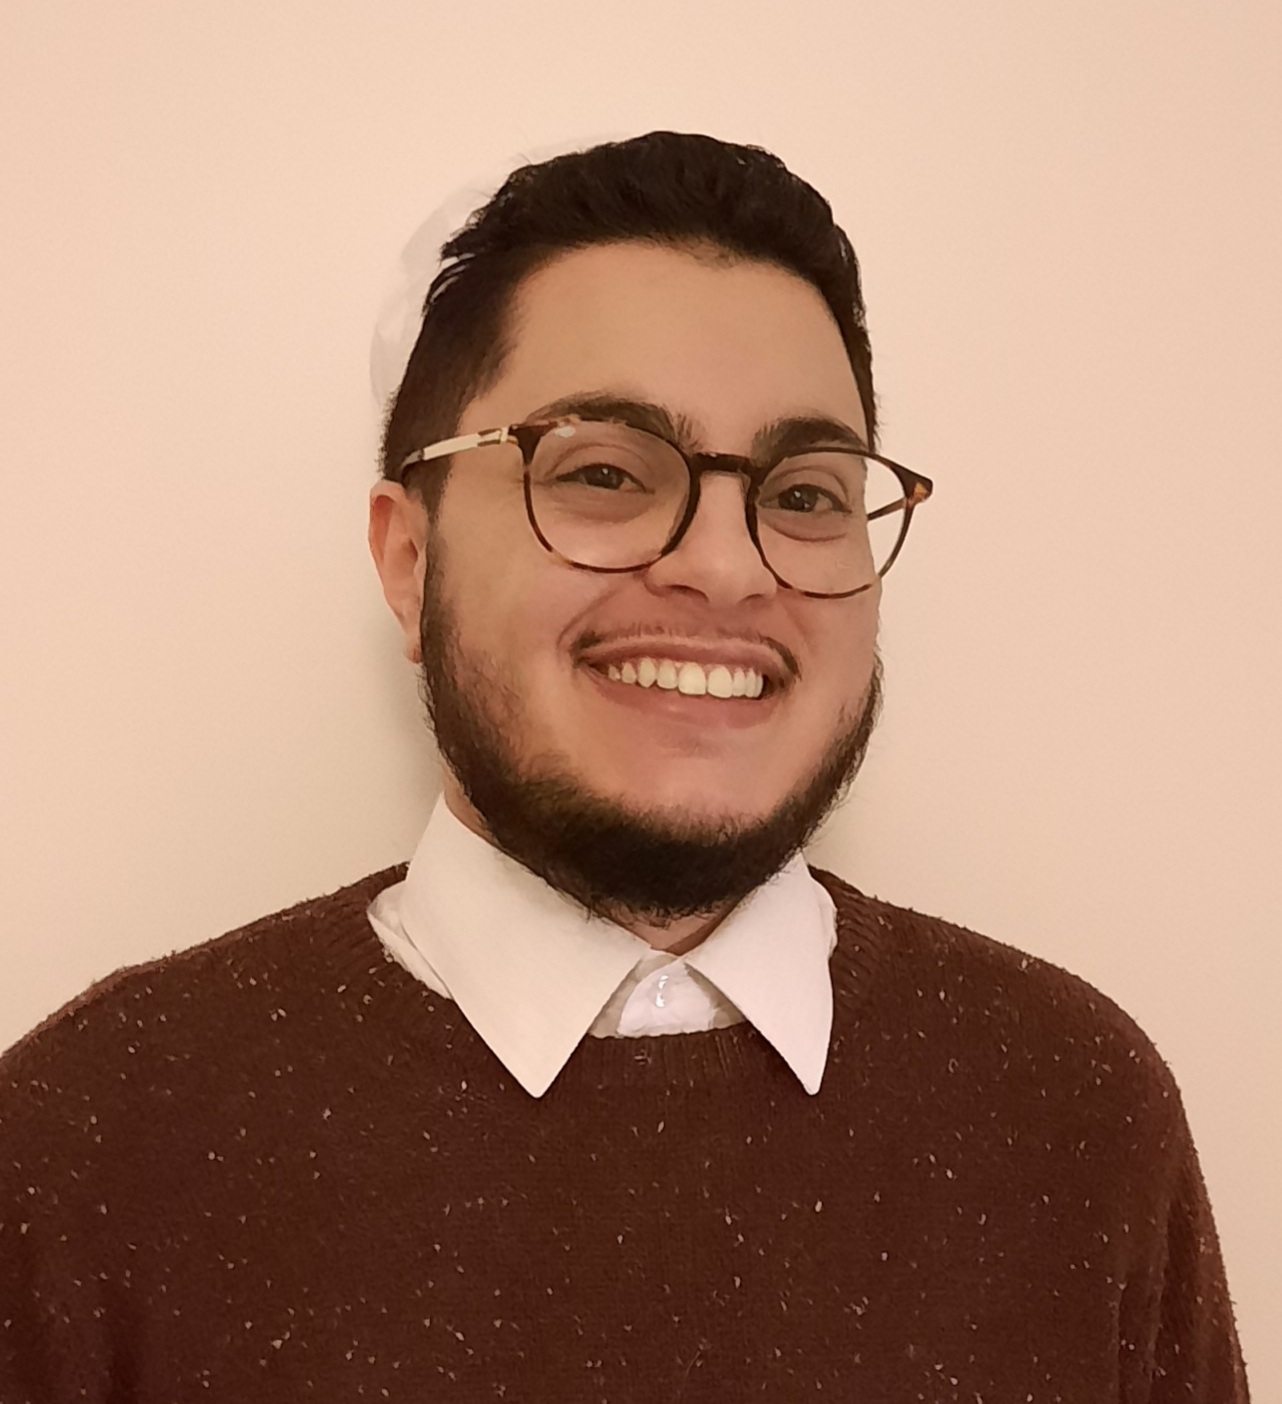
left=0, top=1017, right=117, bottom=1403
left=1139, top=1112, right=1251, bottom=1401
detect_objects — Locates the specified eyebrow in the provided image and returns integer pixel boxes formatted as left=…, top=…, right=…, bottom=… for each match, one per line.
left=525, top=392, right=870, bottom=459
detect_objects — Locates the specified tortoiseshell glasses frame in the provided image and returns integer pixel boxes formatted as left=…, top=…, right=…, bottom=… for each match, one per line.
left=398, top=414, right=933, bottom=600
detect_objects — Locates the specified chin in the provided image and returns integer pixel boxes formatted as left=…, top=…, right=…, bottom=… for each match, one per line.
left=594, top=776, right=783, bottom=837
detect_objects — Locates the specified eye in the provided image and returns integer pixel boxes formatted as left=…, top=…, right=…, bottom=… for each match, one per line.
left=765, top=483, right=849, bottom=515
left=557, top=461, right=645, bottom=492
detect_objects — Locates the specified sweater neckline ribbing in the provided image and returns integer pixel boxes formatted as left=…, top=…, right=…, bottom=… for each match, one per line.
left=287, top=863, right=889, bottom=1096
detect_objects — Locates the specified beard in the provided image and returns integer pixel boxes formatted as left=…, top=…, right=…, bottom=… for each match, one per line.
left=417, top=560, right=882, bottom=926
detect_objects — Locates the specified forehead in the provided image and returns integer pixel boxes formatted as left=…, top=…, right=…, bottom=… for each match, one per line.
left=462, top=242, right=867, bottom=447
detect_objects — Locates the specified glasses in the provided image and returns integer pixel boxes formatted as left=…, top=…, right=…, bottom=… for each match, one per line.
left=399, top=415, right=933, bottom=599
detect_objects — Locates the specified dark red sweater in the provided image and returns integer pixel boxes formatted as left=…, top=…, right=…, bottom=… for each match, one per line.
left=0, top=867, right=1250, bottom=1401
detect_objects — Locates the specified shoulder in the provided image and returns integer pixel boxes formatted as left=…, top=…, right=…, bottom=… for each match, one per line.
left=812, top=867, right=1186, bottom=1130
left=0, top=863, right=406, bottom=1122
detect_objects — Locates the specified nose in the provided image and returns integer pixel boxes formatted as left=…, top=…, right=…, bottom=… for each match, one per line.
left=642, top=472, right=778, bottom=609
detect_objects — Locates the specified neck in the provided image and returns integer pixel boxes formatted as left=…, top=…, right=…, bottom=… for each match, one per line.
left=440, top=779, right=737, bottom=955
left=617, top=907, right=732, bottom=955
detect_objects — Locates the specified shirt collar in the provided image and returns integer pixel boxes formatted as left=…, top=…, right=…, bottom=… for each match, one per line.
left=395, top=799, right=836, bottom=1098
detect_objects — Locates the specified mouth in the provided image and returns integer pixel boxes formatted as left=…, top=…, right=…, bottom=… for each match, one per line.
left=590, top=654, right=773, bottom=700
left=574, top=638, right=792, bottom=728
left=576, top=661, right=782, bottom=733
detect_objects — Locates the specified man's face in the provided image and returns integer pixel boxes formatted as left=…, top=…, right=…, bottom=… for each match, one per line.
left=374, top=241, right=881, bottom=917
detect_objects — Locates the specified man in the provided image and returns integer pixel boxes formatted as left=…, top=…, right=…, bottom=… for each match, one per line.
left=0, top=132, right=1250, bottom=1400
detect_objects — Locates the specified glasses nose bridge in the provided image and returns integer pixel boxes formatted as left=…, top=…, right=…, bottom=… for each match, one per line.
left=687, top=449, right=760, bottom=487
left=680, top=450, right=763, bottom=535
left=667, top=449, right=773, bottom=574
left=682, top=450, right=764, bottom=530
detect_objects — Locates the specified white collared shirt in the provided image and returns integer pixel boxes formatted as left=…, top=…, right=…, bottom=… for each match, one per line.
left=367, top=800, right=837, bottom=1098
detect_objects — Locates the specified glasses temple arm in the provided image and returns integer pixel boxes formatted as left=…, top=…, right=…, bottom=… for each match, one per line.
left=400, top=426, right=513, bottom=473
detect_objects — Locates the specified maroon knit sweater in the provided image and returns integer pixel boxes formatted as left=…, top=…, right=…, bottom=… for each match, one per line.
left=0, top=868, right=1249, bottom=1402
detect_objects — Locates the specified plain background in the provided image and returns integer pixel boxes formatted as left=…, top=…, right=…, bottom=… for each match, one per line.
left=2, top=1, right=1277, bottom=1391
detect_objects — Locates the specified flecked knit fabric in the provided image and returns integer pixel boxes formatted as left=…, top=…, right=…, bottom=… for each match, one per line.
left=0, top=867, right=1250, bottom=1402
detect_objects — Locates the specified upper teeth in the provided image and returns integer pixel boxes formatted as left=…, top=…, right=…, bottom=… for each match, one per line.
left=603, top=658, right=766, bottom=699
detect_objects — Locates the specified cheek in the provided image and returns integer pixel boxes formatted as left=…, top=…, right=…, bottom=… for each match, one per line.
left=441, top=529, right=602, bottom=695
left=433, top=480, right=549, bottom=650
left=797, top=598, right=880, bottom=714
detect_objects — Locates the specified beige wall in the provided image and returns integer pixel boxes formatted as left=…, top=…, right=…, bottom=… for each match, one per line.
left=2, top=1, right=1278, bottom=1389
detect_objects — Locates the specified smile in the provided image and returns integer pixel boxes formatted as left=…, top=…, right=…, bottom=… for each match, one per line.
left=598, top=657, right=767, bottom=699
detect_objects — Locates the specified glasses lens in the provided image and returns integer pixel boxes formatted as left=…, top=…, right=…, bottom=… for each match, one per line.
left=527, top=422, right=688, bottom=568
left=755, top=452, right=908, bottom=595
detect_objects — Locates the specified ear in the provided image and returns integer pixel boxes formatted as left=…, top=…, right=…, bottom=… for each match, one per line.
left=368, top=482, right=430, bottom=664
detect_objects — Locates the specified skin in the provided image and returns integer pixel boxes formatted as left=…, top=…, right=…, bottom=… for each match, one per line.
left=370, top=241, right=879, bottom=953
